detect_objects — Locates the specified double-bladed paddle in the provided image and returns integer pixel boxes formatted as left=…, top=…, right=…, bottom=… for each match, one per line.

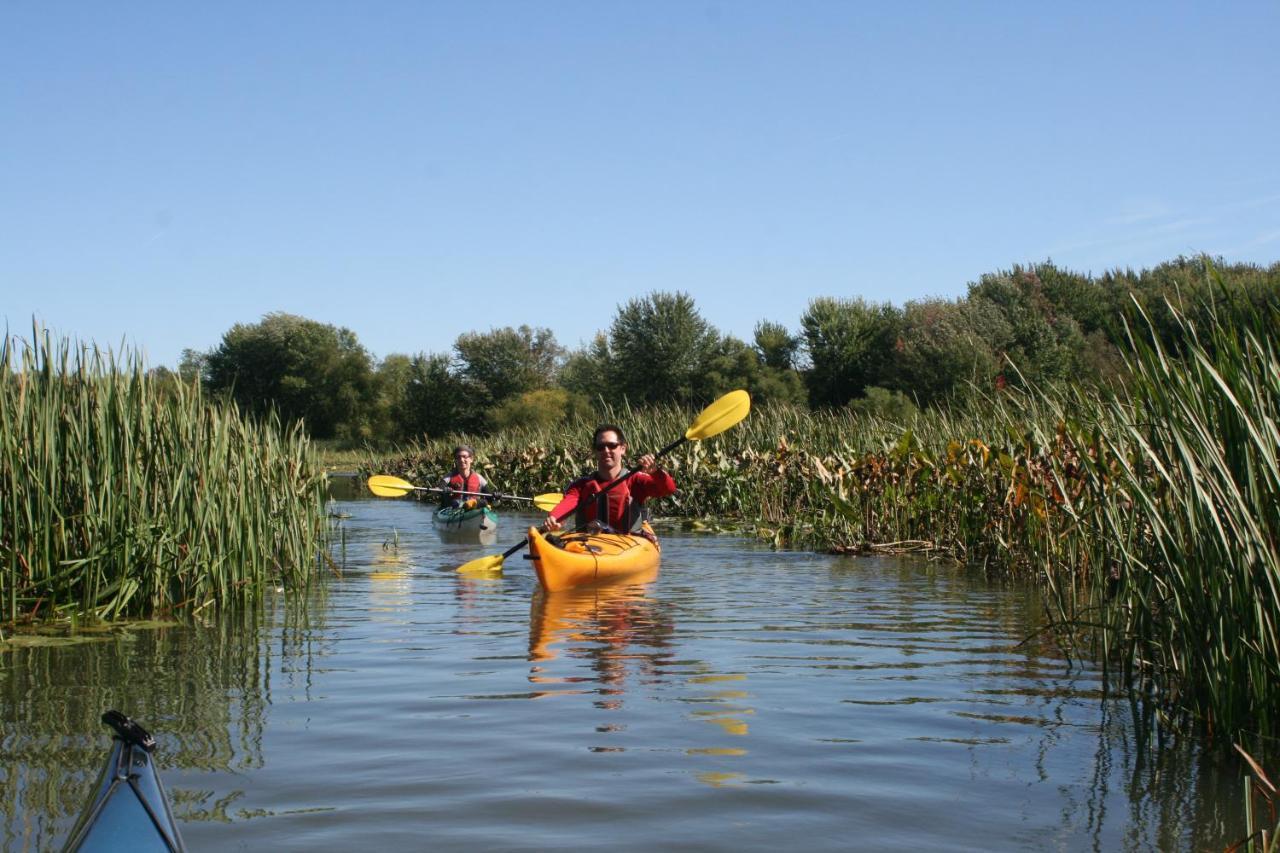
left=366, top=475, right=562, bottom=512
left=456, top=389, right=752, bottom=576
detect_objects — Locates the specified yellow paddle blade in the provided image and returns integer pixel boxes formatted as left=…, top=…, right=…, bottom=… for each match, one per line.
left=685, top=390, right=751, bottom=441
left=532, top=493, right=562, bottom=512
left=456, top=553, right=505, bottom=575
left=367, top=474, right=417, bottom=497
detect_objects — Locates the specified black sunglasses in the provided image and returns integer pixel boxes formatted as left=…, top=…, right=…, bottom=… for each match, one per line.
left=594, top=441, right=622, bottom=451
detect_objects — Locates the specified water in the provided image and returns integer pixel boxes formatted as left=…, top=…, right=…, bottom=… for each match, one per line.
left=0, top=493, right=1256, bottom=850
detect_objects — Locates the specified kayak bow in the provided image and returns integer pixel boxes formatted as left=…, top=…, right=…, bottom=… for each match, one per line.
left=526, top=523, right=661, bottom=592
left=433, top=503, right=499, bottom=532
left=64, top=710, right=185, bottom=852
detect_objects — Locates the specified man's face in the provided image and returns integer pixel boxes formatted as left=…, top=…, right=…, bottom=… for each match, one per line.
left=594, top=431, right=625, bottom=469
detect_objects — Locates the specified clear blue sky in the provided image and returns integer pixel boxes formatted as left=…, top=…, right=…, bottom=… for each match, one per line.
left=3, top=2, right=1278, bottom=369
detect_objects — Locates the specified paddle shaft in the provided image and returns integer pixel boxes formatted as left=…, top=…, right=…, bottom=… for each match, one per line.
left=497, top=435, right=688, bottom=559
left=391, top=484, right=534, bottom=501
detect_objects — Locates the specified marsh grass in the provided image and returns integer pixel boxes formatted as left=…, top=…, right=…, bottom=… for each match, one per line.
left=1, top=327, right=329, bottom=627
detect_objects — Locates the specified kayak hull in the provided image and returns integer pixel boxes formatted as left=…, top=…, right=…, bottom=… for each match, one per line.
left=433, top=504, right=498, bottom=532
left=526, top=523, right=661, bottom=592
left=65, top=716, right=185, bottom=852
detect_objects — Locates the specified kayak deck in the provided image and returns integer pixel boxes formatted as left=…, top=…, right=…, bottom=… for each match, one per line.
left=433, top=504, right=498, bottom=532
left=526, top=523, right=660, bottom=592
left=65, top=711, right=185, bottom=852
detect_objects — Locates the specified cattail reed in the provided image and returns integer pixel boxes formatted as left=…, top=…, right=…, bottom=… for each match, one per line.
left=1, top=326, right=329, bottom=625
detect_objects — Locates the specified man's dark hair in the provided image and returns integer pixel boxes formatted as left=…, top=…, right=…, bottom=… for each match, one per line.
left=592, top=424, right=627, bottom=447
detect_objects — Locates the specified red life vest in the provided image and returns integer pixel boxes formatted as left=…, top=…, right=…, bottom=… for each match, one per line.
left=570, top=474, right=643, bottom=532
left=446, top=472, right=482, bottom=495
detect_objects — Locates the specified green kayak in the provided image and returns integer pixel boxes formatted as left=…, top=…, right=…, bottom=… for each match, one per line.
left=433, top=503, right=498, bottom=533
left=64, top=711, right=185, bottom=852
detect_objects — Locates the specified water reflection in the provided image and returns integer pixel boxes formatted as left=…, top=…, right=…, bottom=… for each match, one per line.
left=0, top=600, right=325, bottom=849
left=527, top=568, right=671, bottom=702
left=3, top=495, right=1269, bottom=851
left=435, top=524, right=499, bottom=547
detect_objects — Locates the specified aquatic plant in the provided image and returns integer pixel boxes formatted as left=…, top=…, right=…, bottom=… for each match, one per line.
left=1, top=326, right=330, bottom=626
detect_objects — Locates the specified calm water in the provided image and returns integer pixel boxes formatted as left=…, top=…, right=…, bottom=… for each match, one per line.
left=0, top=492, right=1254, bottom=850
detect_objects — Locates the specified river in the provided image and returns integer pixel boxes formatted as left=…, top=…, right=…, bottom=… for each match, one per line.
left=0, top=490, right=1254, bottom=850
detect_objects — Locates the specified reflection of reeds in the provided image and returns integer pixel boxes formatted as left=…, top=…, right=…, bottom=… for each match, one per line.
left=1, top=328, right=329, bottom=625
left=0, top=599, right=319, bottom=848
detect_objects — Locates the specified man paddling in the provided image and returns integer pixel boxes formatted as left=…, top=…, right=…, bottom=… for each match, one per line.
left=542, top=425, right=676, bottom=534
left=439, top=444, right=494, bottom=508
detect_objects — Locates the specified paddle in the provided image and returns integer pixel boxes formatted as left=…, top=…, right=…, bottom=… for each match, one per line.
left=456, top=389, right=751, bottom=576
left=366, top=475, right=562, bottom=512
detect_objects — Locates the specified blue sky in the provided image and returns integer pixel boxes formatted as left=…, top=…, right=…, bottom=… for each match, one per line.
left=3, top=2, right=1278, bottom=369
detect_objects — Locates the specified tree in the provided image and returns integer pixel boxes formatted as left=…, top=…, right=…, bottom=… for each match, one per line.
left=704, top=334, right=806, bottom=406
left=372, top=353, right=415, bottom=443
left=177, top=348, right=208, bottom=383
left=453, top=325, right=563, bottom=410
left=397, top=352, right=481, bottom=439
left=800, top=297, right=902, bottom=408
left=966, top=268, right=1086, bottom=388
left=490, top=388, right=591, bottom=433
left=203, top=313, right=376, bottom=440
left=559, top=333, right=612, bottom=403
left=753, top=321, right=800, bottom=370
left=895, top=298, right=1002, bottom=404
left=609, top=291, right=719, bottom=404
left=849, top=386, right=918, bottom=421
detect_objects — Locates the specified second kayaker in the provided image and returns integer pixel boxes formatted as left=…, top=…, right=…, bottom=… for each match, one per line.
left=439, top=444, right=494, bottom=508
left=542, top=425, right=676, bottom=534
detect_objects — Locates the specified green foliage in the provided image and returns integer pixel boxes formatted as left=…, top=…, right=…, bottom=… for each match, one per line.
left=1086, top=279, right=1280, bottom=738
left=753, top=320, right=800, bottom=370
left=396, top=352, right=481, bottom=439
left=371, top=353, right=415, bottom=443
left=1, top=328, right=328, bottom=624
left=800, top=296, right=902, bottom=408
left=609, top=291, right=720, bottom=404
left=1100, top=255, right=1280, bottom=357
left=560, top=333, right=612, bottom=403
left=202, top=312, right=377, bottom=440
left=177, top=348, right=207, bottom=383
left=489, top=387, right=591, bottom=432
left=895, top=298, right=1002, bottom=404
left=454, top=325, right=564, bottom=409
left=706, top=335, right=807, bottom=406
left=184, top=255, right=1280, bottom=444
left=848, top=386, right=918, bottom=421
left=966, top=266, right=1088, bottom=388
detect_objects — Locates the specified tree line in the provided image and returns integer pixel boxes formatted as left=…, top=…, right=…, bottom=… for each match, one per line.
left=173, top=255, right=1280, bottom=443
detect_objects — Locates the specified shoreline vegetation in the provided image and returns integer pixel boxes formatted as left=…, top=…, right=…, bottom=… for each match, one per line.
left=2, top=255, right=1276, bottom=747
left=0, top=328, right=330, bottom=635
left=362, top=282, right=1277, bottom=743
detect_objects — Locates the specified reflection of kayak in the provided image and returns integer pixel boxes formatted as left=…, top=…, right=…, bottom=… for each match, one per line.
left=528, top=568, right=659, bottom=662
left=526, top=523, right=661, bottom=592
left=433, top=504, right=498, bottom=532
left=65, top=710, right=186, bottom=852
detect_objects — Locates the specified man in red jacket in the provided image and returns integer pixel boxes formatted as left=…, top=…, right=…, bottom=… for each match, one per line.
left=542, top=424, right=676, bottom=534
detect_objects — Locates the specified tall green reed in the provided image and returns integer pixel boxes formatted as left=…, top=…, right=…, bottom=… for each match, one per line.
left=1080, top=291, right=1280, bottom=737
left=1, top=327, right=329, bottom=625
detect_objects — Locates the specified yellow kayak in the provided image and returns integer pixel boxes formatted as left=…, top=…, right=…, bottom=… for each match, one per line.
left=526, top=523, right=661, bottom=592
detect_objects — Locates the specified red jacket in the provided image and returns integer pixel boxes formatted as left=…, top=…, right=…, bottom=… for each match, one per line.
left=551, top=468, right=676, bottom=531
